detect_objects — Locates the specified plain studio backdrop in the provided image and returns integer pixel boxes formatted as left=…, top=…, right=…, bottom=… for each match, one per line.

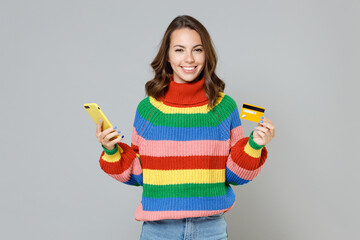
left=1, top=0, right=359, bottom=239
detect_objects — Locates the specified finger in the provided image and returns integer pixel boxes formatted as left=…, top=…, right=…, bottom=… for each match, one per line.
left=268, top=125, right=275, bottom=138
left=98, top=128, right=117, bottom=143
left=262, top=116, right=274, bottom=124
left=261, top=122, right=274, bottom=131
left=103, top=126, right=118, bottom=136
left=253, top=129, right=260, bottom=138
left=110, top=135, right=124, bottom=145
left=104, top=130, right=121, bottom=142
left=255, top=126, right=273, bottom=145
left=96, top=119, right=103, bottom=136
left=255, top=126, right=270, bottom=135
left=261, top=117, right=274, bottom=129
left=254, top=129, right=266, bottom=139
left=259, top=119, right=275, bottom=137
left=258, top=125, right=273, bottom=140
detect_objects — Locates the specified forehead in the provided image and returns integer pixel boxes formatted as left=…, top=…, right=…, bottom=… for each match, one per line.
left=170, top=28, right=202, bottom=46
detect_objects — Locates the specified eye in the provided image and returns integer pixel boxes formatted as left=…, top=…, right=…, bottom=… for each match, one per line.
left=194, top=48, right=203, bottom=52
left=175, top=49, right=183, bottom=52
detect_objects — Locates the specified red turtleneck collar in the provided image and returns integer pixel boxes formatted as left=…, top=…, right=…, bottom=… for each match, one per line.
left=159, top=78, right=209, bottom=107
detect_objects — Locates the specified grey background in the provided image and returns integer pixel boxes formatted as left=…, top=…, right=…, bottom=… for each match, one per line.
left=1, top=0, right=359, bottom=239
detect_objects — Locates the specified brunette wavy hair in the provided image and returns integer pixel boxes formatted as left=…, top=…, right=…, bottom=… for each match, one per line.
left=145, top=15, right=225, bottom=108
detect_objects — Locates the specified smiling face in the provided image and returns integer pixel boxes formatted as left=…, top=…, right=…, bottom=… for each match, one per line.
left=168, top=28, right=206, bottom=84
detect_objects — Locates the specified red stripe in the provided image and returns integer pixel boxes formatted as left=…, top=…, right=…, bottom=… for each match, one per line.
left=141, top=155, right=227, bottom=170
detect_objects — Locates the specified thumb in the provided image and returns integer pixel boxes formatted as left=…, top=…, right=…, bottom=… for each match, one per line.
left=96, top=119, right=103, bottom=133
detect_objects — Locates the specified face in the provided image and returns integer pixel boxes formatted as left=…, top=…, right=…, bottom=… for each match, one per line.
left=168, top=28, right=205, bottom=84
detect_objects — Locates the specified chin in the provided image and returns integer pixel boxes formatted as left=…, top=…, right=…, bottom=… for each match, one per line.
left=180, top=79, right=198, bottom=83
left=176, top=73, right=202, bottom=83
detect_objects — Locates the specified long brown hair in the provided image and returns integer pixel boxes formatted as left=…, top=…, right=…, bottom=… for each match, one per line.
left=145, top=15, right=225, bottom=108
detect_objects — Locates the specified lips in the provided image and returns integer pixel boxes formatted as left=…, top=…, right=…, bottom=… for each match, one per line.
left=182, top=66, right=196, bottom=70
left=181, top=66, right=197, bottom=73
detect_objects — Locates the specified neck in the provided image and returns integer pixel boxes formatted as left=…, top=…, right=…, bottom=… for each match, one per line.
left=159, top=77, right=208, bottom=107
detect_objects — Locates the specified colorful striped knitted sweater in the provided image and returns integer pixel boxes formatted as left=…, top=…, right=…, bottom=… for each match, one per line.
left=99, top=78, right=268, bottom=221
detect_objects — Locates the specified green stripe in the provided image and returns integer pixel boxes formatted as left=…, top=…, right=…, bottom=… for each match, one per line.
left=142, top=183, right=228, bottom=198
left=136, top=97, right=156, bottom=120
left=102, top=144, right=118, bottom=155
left=137, top=95, right=237, bottom=127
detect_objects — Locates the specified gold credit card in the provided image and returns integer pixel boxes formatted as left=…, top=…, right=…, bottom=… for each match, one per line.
left=240, top=103, right=265, bottom=123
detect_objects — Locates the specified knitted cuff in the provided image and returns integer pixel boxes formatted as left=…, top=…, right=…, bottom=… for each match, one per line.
left=102, top=144, right=118, bottom=155
left=249, top=130, right=265, bottom=150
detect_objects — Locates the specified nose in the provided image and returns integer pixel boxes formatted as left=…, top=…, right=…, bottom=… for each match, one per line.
left=185, top=51, right=195, bottom=63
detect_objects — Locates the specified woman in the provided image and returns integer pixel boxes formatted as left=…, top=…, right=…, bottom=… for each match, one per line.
left=96, top=15, right=275, bottom=240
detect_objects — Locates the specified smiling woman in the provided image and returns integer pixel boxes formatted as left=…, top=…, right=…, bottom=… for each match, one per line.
left=95, top=15, right=275, bottom=240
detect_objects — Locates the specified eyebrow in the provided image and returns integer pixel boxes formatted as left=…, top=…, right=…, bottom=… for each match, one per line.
left=173, top=44, right=203, bottom=48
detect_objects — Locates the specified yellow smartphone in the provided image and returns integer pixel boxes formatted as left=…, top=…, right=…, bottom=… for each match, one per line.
left=83, top=103, right=118, bottom=139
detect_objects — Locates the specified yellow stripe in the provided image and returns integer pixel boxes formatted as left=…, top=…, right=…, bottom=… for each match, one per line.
left=244, top=142, right=262, bottom=158
left=102, top=147, right=123, bottom=163
left=149, top=92, right=225, bottom=114
left=143, top=169, right=225, bottom=185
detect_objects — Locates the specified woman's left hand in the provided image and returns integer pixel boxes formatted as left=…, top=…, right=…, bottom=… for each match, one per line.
left=252, top=117, right=275, bottom=146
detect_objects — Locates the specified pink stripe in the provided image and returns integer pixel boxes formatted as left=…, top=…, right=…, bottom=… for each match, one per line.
left=134, top=202, right=235, bottom=221
left=230, top=125, right=244, bottom=147
left=131, top=127, right=142, bottom=147
left=226, top=154, right=263, bottom=180
left=132, top=125, right=242, bottom=156
left=136, top=133, right=229, bottom=156
left=109, top=157, right=142, bottom=182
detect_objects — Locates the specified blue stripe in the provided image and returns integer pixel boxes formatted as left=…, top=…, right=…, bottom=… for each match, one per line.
left=133, top=108, right=241, bottom=141
left=230, top=107, right=241, bottom=131
left=225, top=167, right=251, bottom=186
left=145, top=125, right=228, bottom=141
left=134, top=110, right=148, bottom=135
left=141, top=186, right=235, bottom=211
left=124, top=173, right=143, bottom=186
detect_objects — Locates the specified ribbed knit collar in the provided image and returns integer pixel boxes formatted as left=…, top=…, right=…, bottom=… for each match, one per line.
left=159, top=77, right=209, bottom=107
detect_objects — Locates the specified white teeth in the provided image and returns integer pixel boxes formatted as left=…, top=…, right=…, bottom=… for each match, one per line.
left=183, top=67, right=195, bottom=70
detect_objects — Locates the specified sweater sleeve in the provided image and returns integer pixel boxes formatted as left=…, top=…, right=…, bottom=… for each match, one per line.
left=98, top=106, right=143, bottom=186
left=225, top=104, right=268, bottom=186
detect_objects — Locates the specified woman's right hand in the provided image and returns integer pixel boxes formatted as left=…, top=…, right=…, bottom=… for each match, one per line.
left=96, top=120, right=123, bottom=150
